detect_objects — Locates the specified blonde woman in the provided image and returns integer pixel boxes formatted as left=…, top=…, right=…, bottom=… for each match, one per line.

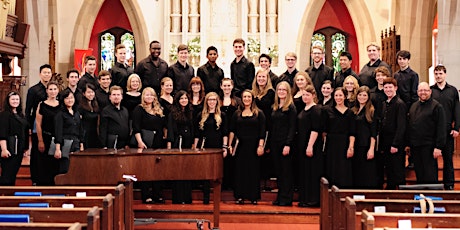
left=343, top=75, right=359, bottom=108
left=292, top=71, right=313, bottom=113
left=159, top=77, right=174, bottom=116
left=122, top=74, right=142, bottom=118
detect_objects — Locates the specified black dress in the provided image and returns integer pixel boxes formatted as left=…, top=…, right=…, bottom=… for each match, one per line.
left=159, top=97, right=173, bottom=118
left=297, top=105, right=323, bottom=205
left=353, top=108, right=378, bottom=188
left=121, top=93, right=141, bottom=119
left=54, top=109, right=83, bottom=174
left=324, top=106, right=356, bottom=188
left=78, top=107, right=100, bottom=148
left=220, top=98, right=240, bottom=190
left=231, top=110, right=266, bottom=201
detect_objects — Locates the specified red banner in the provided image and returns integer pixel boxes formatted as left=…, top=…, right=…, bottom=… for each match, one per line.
left=74, top=49, right=93, bottom=75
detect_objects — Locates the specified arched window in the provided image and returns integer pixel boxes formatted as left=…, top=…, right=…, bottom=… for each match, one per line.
left=311, top=27, right=347, bottom=73
left=99, top=27, right=136, bottom=71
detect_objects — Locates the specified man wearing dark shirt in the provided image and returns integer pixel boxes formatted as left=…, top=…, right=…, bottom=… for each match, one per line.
left=259, top=53, right=279, bottom=87
left=197, top=46, right=224, bottom=94
left=407, top=82, right=446, bottom=184
left=95, top=70, right=112, bottom=111
left=25, top=64, right=52, bottom=185
left=306, top=46, right=333, bottom=100
left=135, top=40, right=168, bottom=94
left=230, top=38, right=255, bottom=97
left=394, top=50, right=419, bottom=110
left=65, top=69, right=82, bottom=106
left=334, top=51, right=359, bottom=88
left=110, top=44, right=134, bottom=89
left=359, top=43, right=392, bottom=89
left=278, top=52, right=298, bottom=87
left=370, top=66, right=389, bottom=122
left=168, top=44, right=195, bottom=92
left=77, top=55, right=98, bottom=92
left=379, top=78, right=406, bottom=189
left=99, top=86, right=130, bottom=149
left=430, top=65, right=460, bottom=189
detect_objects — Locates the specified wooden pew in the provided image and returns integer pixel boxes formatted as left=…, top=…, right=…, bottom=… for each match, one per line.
left=0, top=184, right=129, bottom=230
left=361, top=209, right=460, bottom=230
left=0, top=194, right=113, bottom=230
left=0, top=207, right=99, bottom=230
left=0, top=222, right=83, bottom=230
left=320, top=177, right=330, bottom=230
left=345, top=197, right=460, bottom=229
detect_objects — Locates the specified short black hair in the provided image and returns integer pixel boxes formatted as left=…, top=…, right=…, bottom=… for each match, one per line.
left=259, top=53, right=272, bottom=63
left=150, top=40, right=160, bottom=48
left=66, top=69, right=79, bottom=79
left=206, top=46, right=218, bottom=55
left=40, top=64, right=52, bottom=73
left=339, top=51, right=352, bottom=61
left=434, top=64, right=447, bottom=73
left=396, top=50, right=411, bottom=59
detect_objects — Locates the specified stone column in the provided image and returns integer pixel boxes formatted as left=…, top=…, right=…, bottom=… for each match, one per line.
left=189, top=0, right=199, bottom=33
left=171, top=0, right=181, bottom=33
left=248, top=0, right=258, bottom=33
left=266, top=0, right=277, bottom=33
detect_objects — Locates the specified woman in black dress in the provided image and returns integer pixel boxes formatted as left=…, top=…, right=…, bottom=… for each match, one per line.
left=324, top=87, right=356, bottom=188
left=343, top=76, right=359, bottom=109
left=0, top=91, right=28, bottom=185
left=122, top=74, right=142, bottom=117
left=35, top=81, right=61, bottom=185
left=188, top=76, right=205, bottom=119
left=296, top=86, right=323, bottom=207
left=270, top=81, right=297, bottom=206
left=159, top=77, right=174, bottom=117
left=292, top=71, right=313, bottom=113
left=228, top=90, right=266, bottom=205
left=78, top=83, right=100, bottom=148
left=132, top=87, right=167, bottom=203
left=318, top=80, right=333, bottom=107
left=352, top=86, right=378, bottom=188
left=167, top=90, right=195, bottom=204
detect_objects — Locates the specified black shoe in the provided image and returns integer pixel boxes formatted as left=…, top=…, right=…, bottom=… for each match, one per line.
left=144, top=198, right=154, bottom=204
left=272, top=200, right=279, bottom=206
left=251, top=200, right=258, bottom=205
left=236, top=198, right=244, bottom=204
left=155, top=197, right=165, bottom=204
left=306, top=202, right=320, bottom=207
left=298, top=202, right=308, bottom=207
left=445, top=185, right=454, bottom=190
left=203, top=198, right=210, bottom=204
left=278, top=202, right=292, bottom=206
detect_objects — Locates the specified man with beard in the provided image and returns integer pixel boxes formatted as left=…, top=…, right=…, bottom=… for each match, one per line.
left=306, top=46, right=333, bottom=100
left=135, top=40, right=169, bottom=94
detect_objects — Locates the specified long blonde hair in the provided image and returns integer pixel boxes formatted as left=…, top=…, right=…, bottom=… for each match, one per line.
left=252, top=69, right=273, bottom=99
left=199, top=92, right=222, bottom=130
left=292, top=71, right=313, bottom=96
left=273, top=81, right=294, bottom=112
left=344, top=75, right=359, bottom=103
left=141, top=87, right=164, bottom=117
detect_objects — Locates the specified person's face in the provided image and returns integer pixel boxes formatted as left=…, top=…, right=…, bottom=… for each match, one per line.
left=367, top=45, right=380, bottom=61
left=277, top=84, right=288, bottom=99
left=321, top=83, right=333, bottom=97
left=162, top=80, right=173, bottom=94
left=47, top=84, right=59, bottom=98
left=115, top=48, right=126, bottom=63
left=256, top=72, right=268, bottom=87
left=191, top=82, right=201, bottom=93
left=397, top=56, right=410, bottom=69
left=86, top=60, right=97, bottom=74
left=233, top=42, right=245, bottom=57
left=143, top=90, right=155, bottom=104
left=178, top=49, right=189, bottom=62
left=302, top=90, right=314, bottom=104
left=83, top=87, right=95, bottom=101
left=110, top=89, right=123, bottom=105
left=375, top=72, right=387, bottom=85
left=334, top=90, right=345, bottom=105
left=357, top=91, right=369, bottom=105
left=9, top=95, right=20, bottom=108
left=242, top=92, right=253, bottom=107
left=130, top=77, right=140, bottom=90
left=99, top=75, right=112, bottom=89
left=311, top=48, right=324, bottom=64
left=64, top=93, right=75, bottom=108
left=259, top=57, right=271, bottom=70
left=179, top=94, right=189, bottom=107
left=434, top=70, right=447, bottom=84
left=40, top=68, right=52, bottom=84
left=207, top=96, right=218, bottom=109
left=344, top=79, right=355, bottom=92
left=417, top=84, right=431, bottom=102
left=221, top=80, right=233, bottom=94
left=383, top=84, right=397, bottom=98
left=296, top=76, right=307, bottom=89
left=207, top=50, right=218, bottom=63
left=285, top=56, right=297, bottom=68
left=339, top=56, right=352, bottom=70
left=150, top=43, right=161, bottom=58
left=68, top=72, right=79, bottom=87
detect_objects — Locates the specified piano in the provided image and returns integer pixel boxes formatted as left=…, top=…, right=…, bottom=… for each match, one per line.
left=55, top=148, right=223, bottom=229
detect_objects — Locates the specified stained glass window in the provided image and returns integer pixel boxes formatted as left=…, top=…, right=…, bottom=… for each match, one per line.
left=121, top=33, right=135, bottom=68
left=310, top=28, right=348, bottom=74
left=100, top=33, right=115, bottom=71
left=332, top=32, right=346, bottom=73
left=99, top=28, right=136, bottom=71
left=311, top=33, right=326, bottom=65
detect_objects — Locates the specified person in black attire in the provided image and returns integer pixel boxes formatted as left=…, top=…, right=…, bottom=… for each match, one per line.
left=0, top=91, right=29, bottom=185
left=135, top=40, right=169, bottom=94
left=121, top=74, right=142, bottom=121
left=65, top=69, right=82, bottom=106
left=259, top=54, right=278, bottom=87
left=270, top=81, right=297, bottom=206
left=54, top=89, right=84, bottom=175
left=197, top=46, right=224, bottom=94
left=407, top=82, right=446, bottom=184
left=352, top=86, right=378, bottom=189
left=343, top=76, right=359, bottom=109
left=306, top=46, right=334, bottom=100
left=318, top=80, right=333, bottom=107
left=370, top=67, right=389, bottom=123
left=431, top=65, right=460, bottom=190
left=278, top=52, right=298, bottom=87
left=189, top=77, right=205, bottom=120
left=167, top=91, right=195, bottom=204
left=168, top=44, right=194, bottom=92
left=394, top=50, right=419, bottom=110
left=132, top=87, right=167, bottom=204
left=25, top=64, right=52, bottom=185
left=110, top=44, right=134, bottom=89
left=159, top=77, right=174, bottom=117
left=99, top=86, right=130, bottom=149
left=296, top=86, right=323, bottom=207
left=95, top=70, right=112, bottom=111
left=35, top=81, right=61, bottom=185
left=228, top=90, right=266, bottom=205
left=359, top=43, right=392, bottom=89
left=231, top=38, right=255, bottom=97
left=78, top=83, right=100, bottom=148
left=379, top=78, right=406, bottom=189
left=334, top=51, right=360, bottom=88
left=77, top=55, right=99, bottom=92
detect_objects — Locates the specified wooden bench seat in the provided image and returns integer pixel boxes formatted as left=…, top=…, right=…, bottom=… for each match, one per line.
left=0, top=222, right=83, bottom=230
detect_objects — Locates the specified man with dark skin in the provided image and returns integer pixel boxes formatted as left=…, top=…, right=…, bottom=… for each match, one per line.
left=135, top=40, right=169, bottom=94
left=197, top=46, right=224, bottom=94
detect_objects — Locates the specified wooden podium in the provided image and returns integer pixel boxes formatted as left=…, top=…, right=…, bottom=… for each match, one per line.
left=55, top=148, right=224, bottom=229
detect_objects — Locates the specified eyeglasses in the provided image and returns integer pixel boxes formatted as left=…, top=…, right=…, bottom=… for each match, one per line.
left=285, top=58, right=296, bottom=61
left=312, top=52, right=323, bottom=55
left=208, top=98, right=217, bottom=101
